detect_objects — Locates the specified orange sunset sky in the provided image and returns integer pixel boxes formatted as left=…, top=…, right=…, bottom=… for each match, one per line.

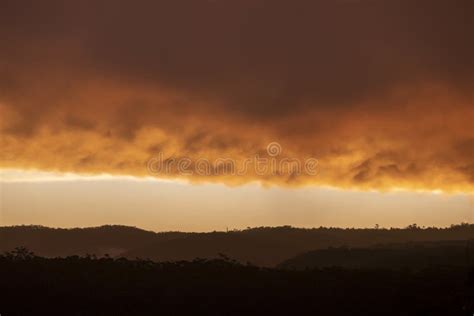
left=0, top=0, right=473, bottom=230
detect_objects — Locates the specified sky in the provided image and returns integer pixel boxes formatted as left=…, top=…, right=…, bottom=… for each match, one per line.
left=0, top=0, right=473, bottom=230
left=1, top=170, right=473, bottom=231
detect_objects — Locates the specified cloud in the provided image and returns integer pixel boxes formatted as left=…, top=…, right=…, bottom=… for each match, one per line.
left=0, top=0, right=473, bottom=191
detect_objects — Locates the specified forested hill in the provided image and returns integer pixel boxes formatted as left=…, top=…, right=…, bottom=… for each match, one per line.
left=2, top=224, right=474, bottom=266
left=278, top=240, right=474, bottom=270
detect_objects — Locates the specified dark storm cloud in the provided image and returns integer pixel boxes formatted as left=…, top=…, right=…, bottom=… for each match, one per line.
left=1, top=0, right=472, bottom=111
left=0, top=0, right=473, bottom=190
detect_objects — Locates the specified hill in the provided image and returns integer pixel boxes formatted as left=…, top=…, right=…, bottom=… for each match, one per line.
left=278, top=240, right=474, bottom=270
left=0, top=225, right=188, bottom=257
left=3, top=224, right=474, bottom=266
left=122, top=224, right=474, bottom=266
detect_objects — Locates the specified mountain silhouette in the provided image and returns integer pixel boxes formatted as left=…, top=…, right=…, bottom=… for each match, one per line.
left=0, top=225, right=188, bottom=257
left=278, top=240, right=474, bottom=270
left=2, top=224, right=474, bottom=266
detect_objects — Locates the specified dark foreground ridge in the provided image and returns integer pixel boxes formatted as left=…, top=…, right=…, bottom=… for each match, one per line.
left=1, top=248, right=474, bottom=315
